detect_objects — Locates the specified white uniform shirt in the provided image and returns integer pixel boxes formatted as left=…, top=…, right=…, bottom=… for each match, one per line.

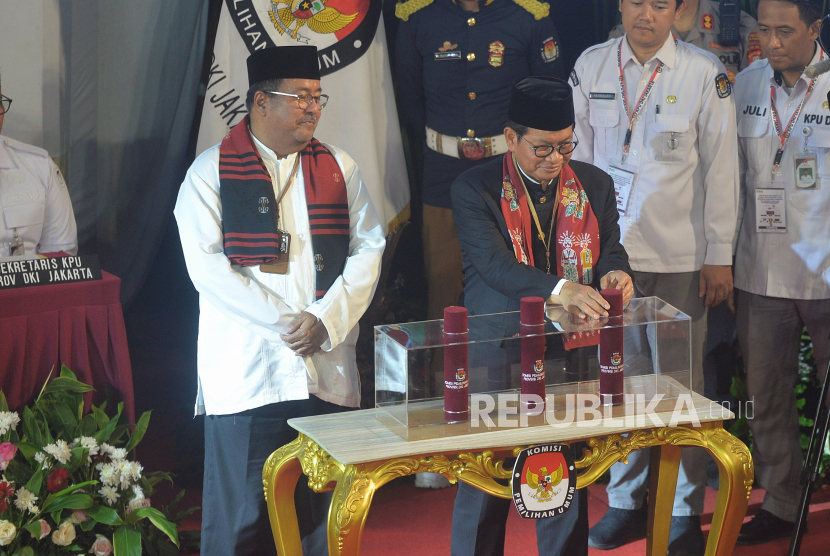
left=0, top=135, right=77, bottom=256
left=572, top=35, right=739, bottom=273
left=734, top=44, right=830, bottom=300
left=174, top=137, right=385, bottom=415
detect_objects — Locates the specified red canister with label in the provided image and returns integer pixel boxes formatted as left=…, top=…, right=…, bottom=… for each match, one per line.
left=520, top=297, right=546, bottom=411
left=599, top=289, right=624, bottom=406
left=444, top=306, right=469, bottom=422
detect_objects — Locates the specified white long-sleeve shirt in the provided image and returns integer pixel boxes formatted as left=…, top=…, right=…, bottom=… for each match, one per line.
left=0, top=135, right=77, bottom=256
left=174, top=137, right=385, bottom=415
left=734, top=44, right=830, bottom=300
left=571, top=35, right=739, bottom=273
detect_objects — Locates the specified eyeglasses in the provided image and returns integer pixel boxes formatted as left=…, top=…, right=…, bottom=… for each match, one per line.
left=522, top=135, right=578, bottom=158
left=265, top=91, right=329, bottom=110
left=0, top=95, right=11, bottom=116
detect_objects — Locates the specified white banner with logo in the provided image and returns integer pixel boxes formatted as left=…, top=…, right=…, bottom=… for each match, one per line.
left=196, top=0, right=410, bottom=235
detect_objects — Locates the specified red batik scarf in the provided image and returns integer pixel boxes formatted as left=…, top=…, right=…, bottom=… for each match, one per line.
left=219, top=117, right=349, bottom=299
left=500, top=154, right=601, bottom=348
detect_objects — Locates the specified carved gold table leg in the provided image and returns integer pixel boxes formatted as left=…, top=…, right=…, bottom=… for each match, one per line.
left=702, top=425, right=754, bottom=556
left=263, top=436, right=305, bottom=556
left=647, top=444, right=681, bottom=556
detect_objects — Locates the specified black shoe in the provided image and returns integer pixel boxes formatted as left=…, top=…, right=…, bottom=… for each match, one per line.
left=668, top=515, right=705, bottom=556
left=588, top=504, right=648, bottom=550
left=736, top=509, right=795, bottom=546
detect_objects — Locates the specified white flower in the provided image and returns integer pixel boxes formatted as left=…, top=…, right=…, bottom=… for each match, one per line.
left=34, top=451, right=53, bottom=470
left=89, top=535, right=113, bottom=556
left=43, top=440, right=72, bottom=464
left=117, top=460, right=142, bottom=490
left=99, top=485, right=120, bottom=506
left=14, top=487, right=38, bottom=514
left=127, top=496, right=150, bottom=514
left=99, top=443, right=127, bottom=462
left=131, top=484, right=144, bottom=501
left=0, top=519, right=16, bottom=546
left=79, top=436, right=99, bottom=457
left=51, top=520, right=76, bottom=546
left=0, top=412, right=20, bottom=436
left=96, top=462, right=118, bottom=487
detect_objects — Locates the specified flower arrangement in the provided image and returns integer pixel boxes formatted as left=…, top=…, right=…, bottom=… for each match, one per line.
left=0, top=366, right=184, bottom=555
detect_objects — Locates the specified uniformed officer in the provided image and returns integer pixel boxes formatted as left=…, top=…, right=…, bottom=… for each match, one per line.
left=732, top=0, right=829, bottom=546
left=610, top=0, right=763, bottom=84
left=0, top=78, right=77, bottom=257
left=570, top=1, right=739, bottom=555
left=395, top=0, right=565, bottom=322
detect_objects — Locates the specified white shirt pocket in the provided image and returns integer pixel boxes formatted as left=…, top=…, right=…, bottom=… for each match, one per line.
left=650, top=115, right=691, bottom=164
left=588, top=107, right=620, bottom=158
left=3, top=201, right=45, bottom=255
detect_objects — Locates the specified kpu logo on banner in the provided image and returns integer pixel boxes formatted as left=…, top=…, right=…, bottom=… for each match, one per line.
left=226, top=0, right=382, bottom=75
left=512, top=444, right=576, bottom=519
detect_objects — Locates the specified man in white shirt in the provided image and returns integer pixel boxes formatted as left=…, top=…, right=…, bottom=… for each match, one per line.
left=570, top=1, right=739, bottom=554
left=732, top=0, right=829, bottom=546
left=0, top=75, right=77, bottom=257
left=174, top=46, right=385, bottom=555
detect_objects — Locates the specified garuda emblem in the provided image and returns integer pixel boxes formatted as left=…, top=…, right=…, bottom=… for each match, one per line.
left=526, top=462, right=564, bottom=502
left=269, top=0, right=358, bottom=39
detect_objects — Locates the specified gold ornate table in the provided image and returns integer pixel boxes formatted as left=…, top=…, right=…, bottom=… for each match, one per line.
left=263, top=393, right=752, bottom=556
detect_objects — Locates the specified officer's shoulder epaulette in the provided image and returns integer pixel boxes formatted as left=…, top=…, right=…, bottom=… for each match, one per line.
left=512, top=0, right=549, bottom=20
left=395, top=0, right=434, bottom=21
left=2, top=137, right=48, bottom=159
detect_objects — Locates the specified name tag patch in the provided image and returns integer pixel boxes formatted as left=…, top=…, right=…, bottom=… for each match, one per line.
left=589, top=92, right=616, bottom=100
left=434, top=51, right=461, bottom=61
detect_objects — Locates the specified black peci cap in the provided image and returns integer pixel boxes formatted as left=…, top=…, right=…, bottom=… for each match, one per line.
left=507, top=77, right=575, bottom=132
left=246, top=46, right=320, bottom=87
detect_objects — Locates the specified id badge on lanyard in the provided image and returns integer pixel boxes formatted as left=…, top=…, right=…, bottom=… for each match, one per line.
left=794, top=127, right=819, bottom=190
left=8, top=228, right=24, bottom=256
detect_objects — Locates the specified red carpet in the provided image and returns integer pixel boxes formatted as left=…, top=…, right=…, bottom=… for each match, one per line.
left=359, top=477, right=830, bottom=555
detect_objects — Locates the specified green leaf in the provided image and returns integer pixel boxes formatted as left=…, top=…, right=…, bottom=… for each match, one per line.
left=42, top=493, right=93, bottom=512
left=124, top=411, right=152, bottom=452
left=94, top=403, right=123, bottom=445
left=21, top=407, right=43, bottom=446
left=60, top=365, right=78, bottom=380
left=25, top=467, right=43, bottom=494
left=68, top=446, right=90, bottom=473
left=10, top=548, right=34, bottom=556
left=81, top=517, right=96, bottom=531
left=42, top=479, right=98, bottom=502
left=92, top=405, right=110, bottom=430
left=79, top=414, right=98, bottom=437
left=89, top=503, right=124, bottom=526
left=43, top=376, right=95, bottom=395
left=23, top=521, right=43, bottom=539
left=129, top=506, right=180, bottom=547
left=14, top=442, right=39, bottom=462
left=114, top=525, right=142, bottom=556
left=0, top=391, right=8, bottom=412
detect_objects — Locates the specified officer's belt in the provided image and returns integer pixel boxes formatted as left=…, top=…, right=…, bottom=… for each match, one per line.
left=426, top=127, right=508, bottom=161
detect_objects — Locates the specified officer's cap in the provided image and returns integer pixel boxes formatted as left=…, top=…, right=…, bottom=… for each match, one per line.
left=508, top=77, right=574, bottom=132
left=246, top=46, right=320, bottom=87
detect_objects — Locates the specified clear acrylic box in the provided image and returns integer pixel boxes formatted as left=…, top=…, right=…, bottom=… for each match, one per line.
left=374, top=297, right=693, bottom=440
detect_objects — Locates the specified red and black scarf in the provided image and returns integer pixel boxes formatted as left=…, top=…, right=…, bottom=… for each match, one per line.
left=500, top=154, right=601, bottom=348
left=218, top=117, right=350, bottom=299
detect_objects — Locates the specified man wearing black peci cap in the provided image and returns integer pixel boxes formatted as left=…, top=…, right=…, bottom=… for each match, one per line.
left=449, top=77, right=633, bottom=556
left=174, top=46, right=385, bottom=555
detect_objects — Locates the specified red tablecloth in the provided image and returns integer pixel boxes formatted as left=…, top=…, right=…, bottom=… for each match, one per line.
left=0, top=271, right=135, bottom=422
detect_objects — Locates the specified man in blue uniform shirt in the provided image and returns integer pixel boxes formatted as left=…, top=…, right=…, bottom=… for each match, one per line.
left=395, top=0, right=565, bottom=322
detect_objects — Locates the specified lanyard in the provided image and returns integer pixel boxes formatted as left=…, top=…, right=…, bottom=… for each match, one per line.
left=768, top=49, right=825, bottom=180
left=274, top=154, right=301, bottom=230
left=514, top=156, right=561, bottom=275
left=617, top=38, right=670, bottom=163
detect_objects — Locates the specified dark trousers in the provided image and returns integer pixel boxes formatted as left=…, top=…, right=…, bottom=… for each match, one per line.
left=202, top=396, right=352, bottom=556
left=450, top=446, right=589, bottom=556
